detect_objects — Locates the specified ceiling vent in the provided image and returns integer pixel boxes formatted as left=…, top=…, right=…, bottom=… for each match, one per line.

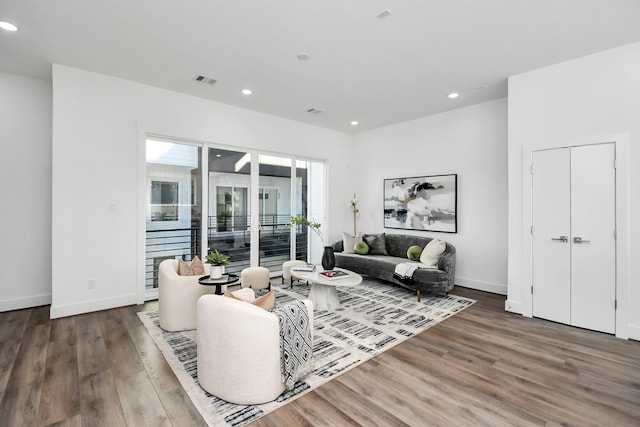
left=306, top=108, right=323, bottom=114
left=194, top=75, right=217, bottom=85
left=376, top=9, right=392, bottom=19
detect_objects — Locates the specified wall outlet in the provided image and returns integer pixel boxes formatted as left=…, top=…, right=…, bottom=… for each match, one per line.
left=88, top=279, right=96, bottom=289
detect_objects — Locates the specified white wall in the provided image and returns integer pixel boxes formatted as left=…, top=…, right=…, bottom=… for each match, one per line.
left=51, top=65, right=354, bottom=318
left=0, top=73, right=52, bottom=311
left=507, top=42, right=640, bottom=340
left=352, top=99, right=508, bottom=294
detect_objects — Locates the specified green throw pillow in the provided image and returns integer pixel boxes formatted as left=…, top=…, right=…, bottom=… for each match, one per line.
left=407, top=245, right=423, bottom=261
left=354, top=241, right=369, bottom=255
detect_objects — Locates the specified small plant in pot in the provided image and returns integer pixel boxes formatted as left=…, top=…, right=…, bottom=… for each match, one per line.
left=206, top=249, right=230, bottom=279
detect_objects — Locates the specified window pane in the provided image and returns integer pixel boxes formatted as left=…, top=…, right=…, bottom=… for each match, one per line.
left=208, top=148, right=251, bottom=275
left=145, top=139, right=202, bottom=290
left=294, top=159, right=325, bottom=264
left=259, top=155, right=292, bottom=272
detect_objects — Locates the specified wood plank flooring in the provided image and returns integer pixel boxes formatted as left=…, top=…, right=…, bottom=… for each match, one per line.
left=1, top=285, right=638, bottom=426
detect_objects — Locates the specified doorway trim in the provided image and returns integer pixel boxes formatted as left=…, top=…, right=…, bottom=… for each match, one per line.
left=521, top=133, right=630, bottom=339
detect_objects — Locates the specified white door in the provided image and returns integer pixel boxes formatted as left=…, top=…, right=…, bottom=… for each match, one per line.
left=570, top=144, right=616, bottom=333
left=532, top=148, right=571, bottom=324
left=531, top=143, right=616, bottom=333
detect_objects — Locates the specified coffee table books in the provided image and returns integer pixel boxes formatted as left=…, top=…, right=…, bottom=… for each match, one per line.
left=318, top=270, right=349, bottom=280
left=292, top=264, right=316, bottom=272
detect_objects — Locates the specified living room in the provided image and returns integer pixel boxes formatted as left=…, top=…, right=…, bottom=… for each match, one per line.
left=1, top=1, right=640, bottom=426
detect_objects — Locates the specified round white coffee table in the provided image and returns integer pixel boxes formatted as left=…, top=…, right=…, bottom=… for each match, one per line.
left=294, top=267, right=363, bottom=310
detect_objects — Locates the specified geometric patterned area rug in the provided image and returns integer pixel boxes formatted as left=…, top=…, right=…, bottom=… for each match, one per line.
left=138, top=278, right=475, bottom=427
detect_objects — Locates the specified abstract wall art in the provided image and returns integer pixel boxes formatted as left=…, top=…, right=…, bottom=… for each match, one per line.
left=383, top=174, right=457, bottom=233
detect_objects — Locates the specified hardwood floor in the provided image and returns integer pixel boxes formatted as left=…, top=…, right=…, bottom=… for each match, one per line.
left=1, top=285, right=638, bottom=426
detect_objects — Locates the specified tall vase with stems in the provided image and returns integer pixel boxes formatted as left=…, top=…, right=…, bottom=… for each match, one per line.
left=290, top=215, right=330, bottom=268
left=350, top=194, right=359, bottom=236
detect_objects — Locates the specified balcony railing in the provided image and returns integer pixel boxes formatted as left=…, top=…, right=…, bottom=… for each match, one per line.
left=145, top=215, right=309, bottom=290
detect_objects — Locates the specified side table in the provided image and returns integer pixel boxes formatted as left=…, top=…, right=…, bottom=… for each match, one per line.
left=198, top=273, right=240, bottom=295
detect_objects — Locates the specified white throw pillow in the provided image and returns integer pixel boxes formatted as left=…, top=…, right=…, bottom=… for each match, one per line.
left=342, top=232, right=363, bottom=254
left=420, top=239, right=446, bottom=267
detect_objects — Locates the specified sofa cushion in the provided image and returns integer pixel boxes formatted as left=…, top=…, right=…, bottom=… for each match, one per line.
left=178, top=256, right=205, bottom=276
left=224, top=289, right=276, bottom=311
left=342, top=232, right=363, bottom=254
left=384, top=234, right=431, bottom=258
left=420, top=239, right=446, bottom=267
left=364, top=233, right=388, bottom=255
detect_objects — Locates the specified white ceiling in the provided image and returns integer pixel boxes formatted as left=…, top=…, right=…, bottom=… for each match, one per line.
left=2, top=0, right=640, bottom=132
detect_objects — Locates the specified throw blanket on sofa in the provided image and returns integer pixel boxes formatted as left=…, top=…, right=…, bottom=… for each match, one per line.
left=394, top=262, right=437, bottom=280
left=274, top=301, right=313, bottom=389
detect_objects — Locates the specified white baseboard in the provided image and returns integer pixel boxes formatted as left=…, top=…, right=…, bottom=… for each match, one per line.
left=504, top=299, right=526, bottom=315
left=0, top=293, right=52, bottom=312
left=455, top=276, right=507, bottom=295
left=50, top=294, right=138, bottom=319
left=618, top=323, right=640, bottom=341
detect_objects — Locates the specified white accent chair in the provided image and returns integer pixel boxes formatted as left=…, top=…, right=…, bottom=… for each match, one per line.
left=158, top=259, right=213, bottom=332
left=197, top=289, right=314, bottom=404
left=282, top=260, right=307, bottom=288
left=240, top=266, right=271, bottom=291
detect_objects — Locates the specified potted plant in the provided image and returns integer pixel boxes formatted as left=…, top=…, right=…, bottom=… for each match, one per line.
left=290, top=215, right=335, bottom=270
left=206, top=249, right=230, bottom=279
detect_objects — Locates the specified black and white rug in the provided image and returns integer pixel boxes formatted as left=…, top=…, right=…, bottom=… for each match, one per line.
left=138, top=279, right=475, bottom=427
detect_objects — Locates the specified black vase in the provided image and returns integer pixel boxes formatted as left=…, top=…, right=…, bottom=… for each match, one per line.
left=321, top=246, right=336, bottom=270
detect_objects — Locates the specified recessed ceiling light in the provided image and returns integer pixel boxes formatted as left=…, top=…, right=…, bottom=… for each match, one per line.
left=241, top=89, right=252, bottom=95
left=448, top=92, right=460, bottom=99
left=0, top=21, right=18, bottom=32
left=296, top=52, right=310, bottom=61
left=350, top=121, right=359, bottom=126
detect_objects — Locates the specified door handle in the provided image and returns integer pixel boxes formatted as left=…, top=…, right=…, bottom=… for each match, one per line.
left=551, top=236, right=568, bottom=242
left=573, top=236, right=590, bottom=244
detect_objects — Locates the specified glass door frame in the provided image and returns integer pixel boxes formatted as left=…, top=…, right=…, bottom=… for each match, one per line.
left=140, top=132, right=327, bottom=301
left=141, top=134, right=205, bottom=302
left=214, top=148, right=327, bottom=273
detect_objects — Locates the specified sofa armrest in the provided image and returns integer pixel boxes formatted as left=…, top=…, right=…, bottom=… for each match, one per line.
left=438, top=251, right=455, bottom=272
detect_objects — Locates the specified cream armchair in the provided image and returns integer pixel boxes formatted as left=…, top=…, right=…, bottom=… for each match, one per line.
left=197, top=289, right=314, bottom=404
left=158, top=259, right=213, bottom=332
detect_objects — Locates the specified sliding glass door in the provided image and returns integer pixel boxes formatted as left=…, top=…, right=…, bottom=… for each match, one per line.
left=207, top=148, right=251, bottom=275
left=144, top=137, right=325, bottom=295
left=294, top=159, right=325, bottom=264
left=258, top=155, right=292, bottom=272
left=145, top=139, right=202, bottom=293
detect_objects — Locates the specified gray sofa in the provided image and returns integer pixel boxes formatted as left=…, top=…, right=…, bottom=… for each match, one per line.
left=332, top=233, right=456, bottom=301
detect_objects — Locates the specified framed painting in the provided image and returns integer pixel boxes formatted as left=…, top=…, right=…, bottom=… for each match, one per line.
left=383, top=174, right=457, bottom=233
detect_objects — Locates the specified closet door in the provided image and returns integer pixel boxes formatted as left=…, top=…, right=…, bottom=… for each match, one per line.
left=531, top=144, right=616, bottom=334
left=531, top=148, right=571, bottom=324
left=570, top=144, right=616, bottom=333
